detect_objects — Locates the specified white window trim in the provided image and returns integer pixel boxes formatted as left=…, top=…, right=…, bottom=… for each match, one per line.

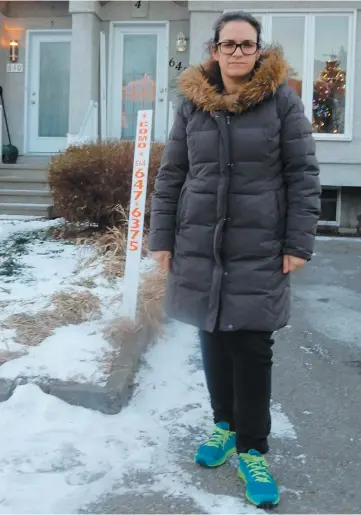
left=318, top=187, right=342, bottom=226
left=223, top=9, right=357, bottom=142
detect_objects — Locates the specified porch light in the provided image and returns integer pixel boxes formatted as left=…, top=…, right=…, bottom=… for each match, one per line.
left=176, top=32, right=187, bottom=52
left=9, top=40, right=19, bottom=62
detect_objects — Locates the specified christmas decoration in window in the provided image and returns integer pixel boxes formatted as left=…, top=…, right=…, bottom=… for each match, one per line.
left=312, top=56, right=346, bottom=134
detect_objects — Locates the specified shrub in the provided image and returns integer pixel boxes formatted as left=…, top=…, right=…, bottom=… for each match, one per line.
left=48, top=140, right=164, bottom=228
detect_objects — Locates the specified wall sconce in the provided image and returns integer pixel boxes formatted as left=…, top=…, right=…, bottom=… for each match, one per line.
left=176, top=32, right=187, bottom=52
left=9, top=40, right=19, bottom=62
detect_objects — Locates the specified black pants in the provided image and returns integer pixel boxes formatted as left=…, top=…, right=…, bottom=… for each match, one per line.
left=199, top=328, right=274, bottom=454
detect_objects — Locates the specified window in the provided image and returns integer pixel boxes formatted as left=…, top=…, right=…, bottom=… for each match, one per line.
left=248, top=11, right=356, bottom=140
left=312, top=16, right=349, bottom=135
left=319, top=188, right=341, bottom=224
left=271, top=16, right=305, bottom=98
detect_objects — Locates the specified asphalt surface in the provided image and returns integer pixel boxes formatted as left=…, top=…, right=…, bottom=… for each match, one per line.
left=85, top=237, right=361, bottom=514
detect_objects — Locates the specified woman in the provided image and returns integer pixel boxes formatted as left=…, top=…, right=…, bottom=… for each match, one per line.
left=149, top=11, right=321, bottom=508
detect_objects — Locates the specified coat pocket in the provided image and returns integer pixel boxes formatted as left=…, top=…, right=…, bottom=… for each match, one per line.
left=176, top=184, right=187, bottom=233
left=275, top=188, right=287, bottom=239
left=275, top=188, right=286, bottom=219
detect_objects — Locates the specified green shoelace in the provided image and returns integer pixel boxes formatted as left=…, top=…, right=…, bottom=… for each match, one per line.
left=204, top=427, right=228, bottom=448
left=241, top=454, right=272, bottom=484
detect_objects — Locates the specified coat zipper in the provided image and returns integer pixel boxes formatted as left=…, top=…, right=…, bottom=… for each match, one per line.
left=213, top=114, right=232, bottom=268
left=176, top=183, right=187, bottom=233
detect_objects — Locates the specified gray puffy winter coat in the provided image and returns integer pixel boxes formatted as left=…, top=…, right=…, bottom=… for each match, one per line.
left=149, top=48, right=321, bottom=333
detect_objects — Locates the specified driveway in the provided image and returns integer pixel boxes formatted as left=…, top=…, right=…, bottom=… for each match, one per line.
left=86, top=237, right=361, bottom=514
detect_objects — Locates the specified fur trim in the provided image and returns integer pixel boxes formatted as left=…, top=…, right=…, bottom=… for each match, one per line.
left=178, top=47, right=290, bottom=113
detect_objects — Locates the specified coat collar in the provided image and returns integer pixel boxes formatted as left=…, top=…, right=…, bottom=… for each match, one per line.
left=178, top=47, right=289, bottom=113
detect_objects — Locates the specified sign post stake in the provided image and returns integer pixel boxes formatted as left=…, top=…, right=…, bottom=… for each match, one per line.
left=123, top=110, right=153, bottom=321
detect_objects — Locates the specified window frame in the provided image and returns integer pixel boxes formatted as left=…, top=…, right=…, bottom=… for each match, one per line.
left=318, top=187, right=342, bottom=226
left=223, top=9, right=357, bottom=142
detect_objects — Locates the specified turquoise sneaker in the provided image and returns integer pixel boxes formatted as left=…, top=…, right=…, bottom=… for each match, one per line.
left=194, top=421, right=236, bottom=468
left=238, top=449, right=280, bottom=508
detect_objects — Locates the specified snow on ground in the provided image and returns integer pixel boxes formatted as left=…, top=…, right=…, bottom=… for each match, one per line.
left=0, top=323, right=111, bottom=384
left=0, top=218, right=141, bottom=384
left=0, top=217, right=62, bottom=241
left=0, top=321, right=296, bottom=515
left=316, top=235, right=361, bottom=243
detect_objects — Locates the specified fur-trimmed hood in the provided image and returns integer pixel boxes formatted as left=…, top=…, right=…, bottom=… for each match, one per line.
left=178, top=47, right=290, bottom=113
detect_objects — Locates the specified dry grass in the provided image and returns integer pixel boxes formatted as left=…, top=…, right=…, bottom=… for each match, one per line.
left=101, top=268, right=167, bottom=375
left=50, top=205, right=149, bottom=280
left=1, top=231, right=166, bottom=377
left=2, top=291, right=101, bottom=346
left=81, top=226, right=128, bottom=278
left=103, top=315, right=139, bottom=348
left=78, top=225, right=149, bottom=279
left=0, top=349, right=25, bottom=364
left=103, top=268, right=167, bottom=349
left=137, top=268, right=167, bottom=338
left=48, top=222, right=98, bottom=242
left=1, top=266, right=166, bottom=348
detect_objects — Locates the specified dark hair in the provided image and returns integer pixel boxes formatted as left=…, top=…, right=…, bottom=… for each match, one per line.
left=208, top=11, right=262, bottom=53
left=203, top=11, right=263, bottom=90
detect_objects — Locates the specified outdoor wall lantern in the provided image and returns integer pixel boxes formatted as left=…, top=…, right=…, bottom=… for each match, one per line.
left=176, top=32, right=187, bottom=52
left=9, top=40, right=19, bottom=62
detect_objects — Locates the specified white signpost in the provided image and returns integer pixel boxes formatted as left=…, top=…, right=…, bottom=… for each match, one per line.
left=123, top=110, right=153, bottom=320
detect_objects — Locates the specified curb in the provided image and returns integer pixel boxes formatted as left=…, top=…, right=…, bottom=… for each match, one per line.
left=0, top=323, right=154, bottom=414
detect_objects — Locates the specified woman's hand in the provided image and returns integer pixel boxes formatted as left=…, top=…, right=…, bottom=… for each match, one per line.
left=152, top=251, right=172, bottom=272
left=283, top=254, right=306, bottom=274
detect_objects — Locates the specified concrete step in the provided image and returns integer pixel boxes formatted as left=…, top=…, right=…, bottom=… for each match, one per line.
left=0, top=177, right=50, bottom=191
left=0, top=189, right=52, bottom=204
left=0, top=203, right=51, bottom=217
left=0, top=165, right=48, bottom=181
left=15, top=156, right=51, bottom=166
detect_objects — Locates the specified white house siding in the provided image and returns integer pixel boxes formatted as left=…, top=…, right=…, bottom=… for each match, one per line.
left=0, top=2, right=71, bottom=154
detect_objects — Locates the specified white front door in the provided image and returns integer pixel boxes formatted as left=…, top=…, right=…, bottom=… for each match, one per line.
left=109, top=23, right=168, bottom=142
left=26, top=31, right=71, bottom=153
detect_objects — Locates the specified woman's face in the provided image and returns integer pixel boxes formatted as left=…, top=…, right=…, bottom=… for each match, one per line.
left=212, top=20, right=260, bottom=79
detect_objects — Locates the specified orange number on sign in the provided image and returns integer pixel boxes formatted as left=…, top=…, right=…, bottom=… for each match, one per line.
left=134, top=190, right=142, bottom=201
left=135, top=169, right=145, bottom=178
left=130, top=241, right=138, bottom=251
left=132, top=208, right=141, bottom=218
left=131, top=230, right=140, bottom=240
left=134, top=179, right=143, bottom=190
left=131, top=218, right=140, bottom=229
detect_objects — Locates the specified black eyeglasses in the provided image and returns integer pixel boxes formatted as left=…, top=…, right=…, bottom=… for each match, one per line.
left=217, top=41, right=259, bottom=56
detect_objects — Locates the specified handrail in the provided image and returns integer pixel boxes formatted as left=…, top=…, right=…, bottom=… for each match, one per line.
left=66, top=100, right=99, bottom=147
left=79, top=100, right=97, bottom=137
left=167, top=100, right=175, bottom=138
left=100, top=31, right=107, bottom=141
left=0, top=105, right=3, bottom=162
